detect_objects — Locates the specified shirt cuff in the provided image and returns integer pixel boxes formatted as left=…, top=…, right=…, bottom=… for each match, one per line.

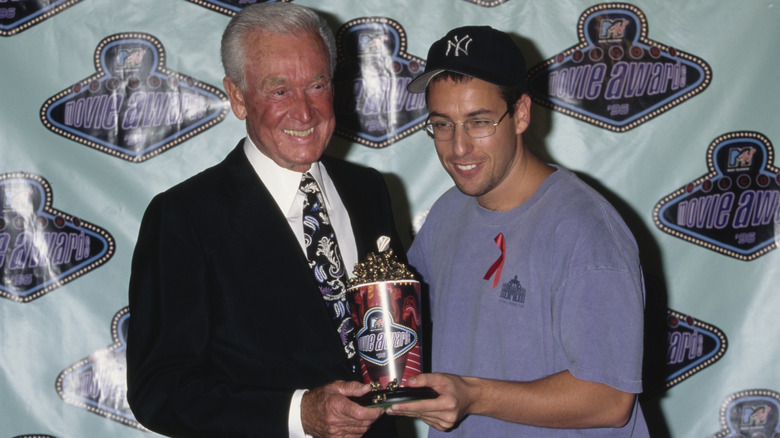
left=289, top=389, right=313, bottom=438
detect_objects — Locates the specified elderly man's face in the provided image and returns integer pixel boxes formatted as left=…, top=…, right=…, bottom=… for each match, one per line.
left=224, top=30, right=335, bottom=172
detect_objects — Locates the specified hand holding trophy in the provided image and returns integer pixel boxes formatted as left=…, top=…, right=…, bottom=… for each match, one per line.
left=347, top=236, right=437, bottom=407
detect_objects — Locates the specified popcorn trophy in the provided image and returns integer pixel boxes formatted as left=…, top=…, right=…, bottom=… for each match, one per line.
left=347, top=237, right=437, bottom=407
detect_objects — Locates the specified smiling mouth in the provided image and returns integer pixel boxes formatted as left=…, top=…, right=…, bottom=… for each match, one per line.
left=455, top=164, right=477, bottom=171
left=283, top=127, right=314, bottom=137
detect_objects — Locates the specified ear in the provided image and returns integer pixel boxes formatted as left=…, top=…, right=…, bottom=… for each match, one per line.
left=512, top=94, right=531, bottom=135
left=223, top=76, right=248, bottom=120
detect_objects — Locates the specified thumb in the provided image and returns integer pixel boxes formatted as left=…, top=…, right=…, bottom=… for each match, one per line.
left=405, top=374, right=426, bottom=387
left=341, top=380, right=371, bottom=396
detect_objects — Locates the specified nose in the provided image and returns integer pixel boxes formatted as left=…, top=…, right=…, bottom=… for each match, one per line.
left=451, top=124, right=472, bottom=157
left=289, top=92, right=313, bottom=123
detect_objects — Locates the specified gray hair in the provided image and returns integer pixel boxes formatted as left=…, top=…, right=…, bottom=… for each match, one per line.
left=220, top=3, right=337, bottom=91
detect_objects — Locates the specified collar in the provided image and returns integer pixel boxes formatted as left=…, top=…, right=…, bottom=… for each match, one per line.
left=242, top=137, right=329, bottom=214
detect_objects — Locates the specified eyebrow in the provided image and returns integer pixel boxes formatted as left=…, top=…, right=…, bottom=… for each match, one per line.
left=266, top=77, right=286, bottom=87
left=265, top=73, right=330, bottom=87
left=428, top=108, right=495, bottom=119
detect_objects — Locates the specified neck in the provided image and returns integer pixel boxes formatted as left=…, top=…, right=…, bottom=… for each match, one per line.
left=478, top=152, right=555, bottom=211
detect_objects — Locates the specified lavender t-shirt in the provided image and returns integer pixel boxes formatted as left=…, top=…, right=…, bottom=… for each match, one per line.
left=408, top=167, right=649, bottom=437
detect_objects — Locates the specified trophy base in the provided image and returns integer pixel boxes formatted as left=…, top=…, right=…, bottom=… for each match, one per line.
left=350, top=386, right=438, bottom=408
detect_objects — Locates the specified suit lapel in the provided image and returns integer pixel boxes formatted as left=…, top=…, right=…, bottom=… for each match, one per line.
left=218, top=144, right=349, bottom=363
left=222, top=145, right=301, bottom=256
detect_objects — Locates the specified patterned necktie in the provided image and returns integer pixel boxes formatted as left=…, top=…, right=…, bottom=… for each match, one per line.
left=300, top=172, right=356, bottom=361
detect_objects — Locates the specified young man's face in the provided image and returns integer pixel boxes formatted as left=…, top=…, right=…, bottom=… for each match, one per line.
left=426, top=77, right=530, bottom=209
left=224, top=30, right=335, bottom=172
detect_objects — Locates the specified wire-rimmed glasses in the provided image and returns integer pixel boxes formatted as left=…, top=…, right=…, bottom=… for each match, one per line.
left=424, top=110, right=509, bottom=141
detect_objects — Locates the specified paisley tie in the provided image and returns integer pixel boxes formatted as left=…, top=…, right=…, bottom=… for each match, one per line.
left=300, top=172, right=355, bottom=361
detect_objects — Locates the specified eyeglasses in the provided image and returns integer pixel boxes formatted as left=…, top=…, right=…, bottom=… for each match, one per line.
left=424, top=111, right=509, bottom=141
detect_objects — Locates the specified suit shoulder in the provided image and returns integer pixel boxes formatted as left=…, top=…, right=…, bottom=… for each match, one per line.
left=159, top=146, right=246, bottom=200
left=321, top=155, right=385, bottom=189
left=321, top=155, right=379, bottom=176
left=166, top=164, right=223, bottom=195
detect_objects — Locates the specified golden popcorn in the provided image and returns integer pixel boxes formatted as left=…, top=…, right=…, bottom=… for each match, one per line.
left=349, top=236, right=415, bottom=286
left=349, top=248, right=416, bottom=287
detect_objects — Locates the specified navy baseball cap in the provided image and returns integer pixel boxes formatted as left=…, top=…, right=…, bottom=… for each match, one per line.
left=407, top=26, right=527, bottom=94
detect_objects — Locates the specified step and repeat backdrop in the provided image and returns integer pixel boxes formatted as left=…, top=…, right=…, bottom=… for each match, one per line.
left=1, top=0, right=778, bottom=437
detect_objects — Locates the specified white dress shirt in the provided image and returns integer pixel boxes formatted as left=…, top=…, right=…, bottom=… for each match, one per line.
left=242, top=138, right=358, bottom=438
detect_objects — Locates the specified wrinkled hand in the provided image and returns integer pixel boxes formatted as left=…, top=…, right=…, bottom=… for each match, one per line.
left=301, top=380, right=384, bottom=438
left=386, top=373, right=474, bottom=431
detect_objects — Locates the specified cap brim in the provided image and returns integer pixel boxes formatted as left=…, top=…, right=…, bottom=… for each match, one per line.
left=407, top=69, right=445, bottom=93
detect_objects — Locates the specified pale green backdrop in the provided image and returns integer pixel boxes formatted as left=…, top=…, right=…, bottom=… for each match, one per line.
left=1, top=1, right=779, bottom=437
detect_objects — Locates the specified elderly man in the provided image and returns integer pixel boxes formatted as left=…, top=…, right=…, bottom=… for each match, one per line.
left=127, top=4, right=401, bottom=437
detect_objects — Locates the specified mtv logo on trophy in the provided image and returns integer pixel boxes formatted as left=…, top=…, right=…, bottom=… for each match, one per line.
left=347, top=237, right=437, bottom=407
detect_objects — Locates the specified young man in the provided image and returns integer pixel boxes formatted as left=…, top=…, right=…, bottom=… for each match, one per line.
left=126, top=4, right=400, bottom=437
left=388, top=26, right=649, bottom=437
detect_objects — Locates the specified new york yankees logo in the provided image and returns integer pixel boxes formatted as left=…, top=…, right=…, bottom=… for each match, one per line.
left=445, top=34, right=472, bottom=56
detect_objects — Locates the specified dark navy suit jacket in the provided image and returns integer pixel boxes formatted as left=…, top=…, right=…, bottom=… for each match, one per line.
left=127, top=143, right=403, bottom=437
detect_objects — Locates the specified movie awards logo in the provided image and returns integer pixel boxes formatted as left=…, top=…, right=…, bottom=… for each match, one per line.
left=709, top=389, right=780, bottom=437
left=184, top=0, right=291, bottom=16
left=664, top=309, right=727, bottom=389
left=56, top=307, right=147, bottom=431
left=0, top=0, right=83, bottom=36
left=0, top=173, right=114, bottom=303
left=527, top=3, right=711, bottom=132
left=463, top=0, right=508, bottom=6
left=356, top=308, right=418, bottom=366
left=654, top=132, right=780, bottom=261
left=12, top=435, right=57, bottom=438
left=334, top=17, right=428, bottom=148
left=41, top=33, right=228, bottom=162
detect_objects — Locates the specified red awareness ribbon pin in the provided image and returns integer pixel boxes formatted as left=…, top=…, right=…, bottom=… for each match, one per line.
left=483, top=232, right=505, bottom=288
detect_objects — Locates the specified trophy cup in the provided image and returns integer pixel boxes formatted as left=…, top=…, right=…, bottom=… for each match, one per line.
left=347, top=237, right=437, bottom=407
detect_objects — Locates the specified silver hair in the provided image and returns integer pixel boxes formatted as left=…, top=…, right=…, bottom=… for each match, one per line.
left=220, top=3, right=337, bottom=91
